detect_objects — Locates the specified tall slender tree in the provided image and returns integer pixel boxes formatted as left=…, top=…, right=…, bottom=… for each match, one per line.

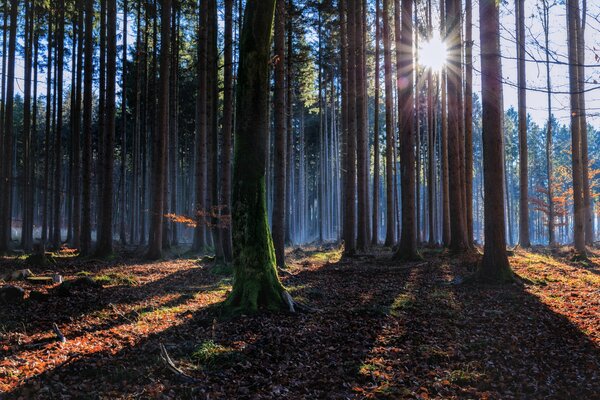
left=566, top=0, right=586, bottom=256
left=516, top=0, right=530, bottom=247
left=0, top=0, right=18, bottom=252
left=383, top=0, right=395, bottom=247
left=146, top=0, right=171, bottom=259
left=81, top=0, right=94, bottom=255
left=395, top=0, right=418, bottom=260
left=272, top=0, right=287, bottom=267
left=372, top=0, right=380, bottom=245
left=445, top=0, right=468, bottom=252
left=477, top=0, right=512, bottom=283
left=343, top=0, right=357, bottom=257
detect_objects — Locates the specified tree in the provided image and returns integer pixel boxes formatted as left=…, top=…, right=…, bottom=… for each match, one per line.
left=383, top=0, right=395, bottom=247
left=120, top=0, right=129, bottom=245
left=97, top=0, right=117, bottom=257
left=81, top=0, right=94, bottom=256
left=0, top=0, right=18, bottom=253
left=395, top=0, right=418, bottom=260
left=372, top=0, right=380, bottom=246
left=343, top=0, right=357, bottom=257
left=477, top=0, right=512, bottom=283
left=225, top=0, right=291, bottom=312
left=541, top=0, right=555, bottom=246
left=516, top=0, right=530, bottom=247
left=192, top=0, right=207, bottom=253
left=21, top=0, right=35, bottom=251
left=146, top=0, right=171, bottom=260
left=464, top=0, right=474, bottom=244
left=566, top=0, right=586, bottom=256
left=220, top=0, right=234, bottom=261
left=272, top=0, right=287, bottom=267
left=445, top=0, right=468, bottom=252
left=355, top=0, right=368, bottom=251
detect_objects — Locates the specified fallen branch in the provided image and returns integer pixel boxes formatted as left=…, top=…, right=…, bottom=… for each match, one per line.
left=52, top=323, right=66, bottom=343
left=159, top=343, right=201, bottom=383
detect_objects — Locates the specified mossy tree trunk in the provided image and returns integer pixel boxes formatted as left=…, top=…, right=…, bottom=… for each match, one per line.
left=226, top=0, right=288, bottom=312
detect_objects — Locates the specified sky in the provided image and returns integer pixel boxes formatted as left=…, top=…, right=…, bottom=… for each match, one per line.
left=6, top=0, right=600, bottom=131
left=492, top=0, right=600, bottom=128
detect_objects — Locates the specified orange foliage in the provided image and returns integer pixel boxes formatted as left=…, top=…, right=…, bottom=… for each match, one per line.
left=165, top=206, right=231, bottom=229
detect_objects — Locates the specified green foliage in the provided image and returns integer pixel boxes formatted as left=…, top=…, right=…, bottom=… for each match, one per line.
left=191, top=340, right=241, bottom=369
left=93, top=272, right=139, bottom=286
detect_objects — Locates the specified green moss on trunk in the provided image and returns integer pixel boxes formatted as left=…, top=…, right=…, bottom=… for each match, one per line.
left=224, top=0, right=287, bottom=313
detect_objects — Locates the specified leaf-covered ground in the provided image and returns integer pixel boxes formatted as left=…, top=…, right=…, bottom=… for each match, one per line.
left=1, top=246, right=599, bottom=399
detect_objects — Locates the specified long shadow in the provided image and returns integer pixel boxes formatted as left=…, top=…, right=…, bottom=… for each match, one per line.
left=4, top=251, right=599, bottom=399
left=351, top=257, right=600, bottom=399
left=4, top=252, right=413, bottom=399
left=0, top=262, right=222, bottom=350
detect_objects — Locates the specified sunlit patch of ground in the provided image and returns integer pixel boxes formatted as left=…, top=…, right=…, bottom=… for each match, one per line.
left=0, top=247, right=598, bottom=399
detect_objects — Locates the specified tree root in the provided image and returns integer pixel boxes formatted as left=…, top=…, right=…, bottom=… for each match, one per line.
left=281, top=290, right=319, bottom=313
left=159, top=343, right=201, bottom=383
left=52, top=323, right=66, bottom=343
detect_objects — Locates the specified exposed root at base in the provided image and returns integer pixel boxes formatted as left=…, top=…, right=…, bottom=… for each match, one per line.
left=159, top=343, right=201, bottom=383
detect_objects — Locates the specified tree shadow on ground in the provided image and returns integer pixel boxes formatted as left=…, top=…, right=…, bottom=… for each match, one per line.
left=352, top=258, right=600, bottom=399
left=3, top=253, right=413, bottom=399
left=3, top=250, right=600, bottom=399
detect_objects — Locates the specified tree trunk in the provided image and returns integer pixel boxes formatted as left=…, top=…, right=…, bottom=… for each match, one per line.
left=542, top=0, right=555, bottom=246
left=372, top=0, right=380, bottom=245
left=395, top=0, right=418, bottom=260
left=576, top=0, right=592, bottom=245
left=221, top=0, right=234, bottom=261
left=566, top=0, right=586, bottom=256
left=96, top=0, right=117, bottom=257
left=355, top=0, right=368, bottom=251
left=383, top=0, right=395, bottom=247
left=192, top=0, right=207, bottom=253
left=145, top=0, right=171, bottom=259
left=445, top=0, right=468, bottom=252
left=343, top=0, right=357, bottom=257
left=120, top=0, right=128, bottom=245
left=272, top=0, right=287, bottom=267
left=516, top=0, right=530, bottom=247
left=21, top=0, right=34, bottom=251
left=226, top=0, right=289, bottom=313
left=81, top=0, right=94, bottom=255
left=440, top=0, right=450, bottom=247
left=0, top=0, right=18, bottom=252
left=477, top=0, right=512, bottom=283
left=464, top=0, right=474, bottom=245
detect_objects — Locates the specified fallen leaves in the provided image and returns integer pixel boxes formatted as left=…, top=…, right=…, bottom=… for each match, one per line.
left=0, top=247, right=598, bottom=398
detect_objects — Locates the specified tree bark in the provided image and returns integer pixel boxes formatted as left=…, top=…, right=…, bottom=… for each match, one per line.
left=226, top=0, right=289, bottom=312
left=372, top=0, right=381, bottom=246
left=383, top=0, right=395, bottom=247
left=145, top=0, right=171, bottom=260
left=343, top=0, right=357, bottom=257
left=566, top=0, right=586, bottom=256
left=445, top=0, right=468, bottom=252
left=395, top=0, right=418, bottom=260
left=221, top=0, right=234, bottom=261
left=192, top=0, right=207, bottom=253
left=464, top=0, right=474, bottom=245
left=272, top=0, right=287, bottom=267
left=516, top=0, right=530, bottom=247
left=477, top=0, right=512, bottom=283
left=0, top=0, right=18, bottom=252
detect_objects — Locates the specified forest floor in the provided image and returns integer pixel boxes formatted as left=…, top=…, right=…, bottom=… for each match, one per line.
left=0, top=245, right=599, bottom=399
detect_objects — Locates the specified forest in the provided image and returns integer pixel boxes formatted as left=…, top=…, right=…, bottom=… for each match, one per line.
left=0, top=0, right=599, bottom=398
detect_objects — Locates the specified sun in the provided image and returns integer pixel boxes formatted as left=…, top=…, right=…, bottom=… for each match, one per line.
left=419, top=34, right=448, bottom=71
